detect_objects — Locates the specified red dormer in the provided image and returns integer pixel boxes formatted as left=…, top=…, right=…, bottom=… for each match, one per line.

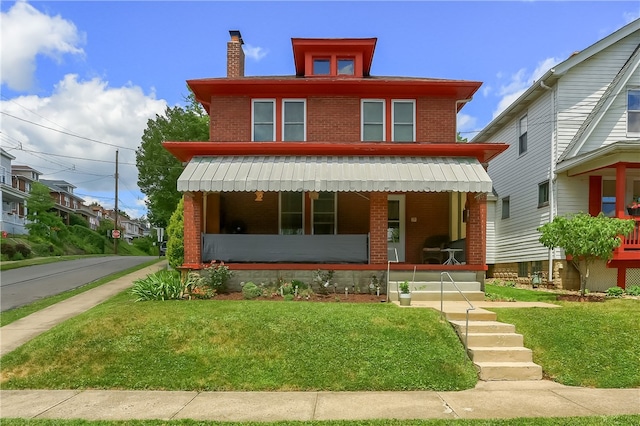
left=291, top=38, right=377, bottom=77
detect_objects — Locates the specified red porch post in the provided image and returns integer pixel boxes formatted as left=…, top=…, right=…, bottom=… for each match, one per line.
left=369, top=192, right=388, bottom=264
left=183, top=192, right=203, bottom=268
left=466, top=193, right=487, bottom=266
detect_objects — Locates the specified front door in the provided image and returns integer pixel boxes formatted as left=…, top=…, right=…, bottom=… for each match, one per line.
left=387, top=195, right=405, bottom=262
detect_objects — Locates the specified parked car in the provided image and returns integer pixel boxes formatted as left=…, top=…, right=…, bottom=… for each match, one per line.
left=159, top=241, right=167, bottom=256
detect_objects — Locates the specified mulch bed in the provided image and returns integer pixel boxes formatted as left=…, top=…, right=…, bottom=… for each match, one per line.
left=212, top=292, right=388, bottom=303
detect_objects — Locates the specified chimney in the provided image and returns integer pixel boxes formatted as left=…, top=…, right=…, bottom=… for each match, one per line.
left=227, top=30, right=245, bottom=78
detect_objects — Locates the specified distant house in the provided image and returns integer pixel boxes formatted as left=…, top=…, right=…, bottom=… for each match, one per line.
left=163, top=31, right=507, bottom=289
left=474, top=19, right=640, bottom=290
left=40, top=179, right=85, bottom=225
left=1, top=150, right=42, bottom=235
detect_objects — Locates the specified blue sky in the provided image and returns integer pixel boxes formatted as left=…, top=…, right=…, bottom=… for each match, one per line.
left=1, top=1, right=639, bottom=220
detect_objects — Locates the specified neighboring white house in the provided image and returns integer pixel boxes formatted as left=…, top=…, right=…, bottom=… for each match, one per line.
left=1, top=150, right=42, bottom=235
left=474, top=19, right=640, bottom=291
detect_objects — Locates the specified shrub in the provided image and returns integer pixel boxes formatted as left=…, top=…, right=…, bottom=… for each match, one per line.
left=131, top=269, right=183, bottom=301
left=204, top=260, right=233, bottom=293
left=14, top=243, right=31, bottom=258
left=605, top=286, right=625, bottom=298
left=242, top=282, right=262, bottom=299
left=626, top=285, right=640, bottom=296
left=166, top=198, right=184, bottom=269
left=1, top=243, right=16, bottom=259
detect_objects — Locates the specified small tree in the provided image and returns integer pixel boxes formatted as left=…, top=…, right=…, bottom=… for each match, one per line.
left=166, top=197, right=184, bottom=270
left=538, top=213, right=635, bottom=296
left=25, top=182, right=68, bottom=240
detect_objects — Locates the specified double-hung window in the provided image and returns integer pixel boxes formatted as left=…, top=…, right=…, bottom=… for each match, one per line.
left=312, top=192, right=336, bottom=234
left=361, top=100, right=385, bottom=141
left=518, top=115, right=528, bottom=155
left=628, top=89, right=640, bottom=135
left=538, top=181, right=549, bottom=207
left=501, top=196, right=510, bottom=219
left=252, top=99, right=275, bottom=141
left=280, top=192, right=303, bottom=235
left=392, top=100, right=415, bottom=142
left=283, top=100, right=306, bottom=141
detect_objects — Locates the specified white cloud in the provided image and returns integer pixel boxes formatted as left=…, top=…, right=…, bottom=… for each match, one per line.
left=1, top=0, right=85, bottom=91
left=243, top=44, right=269, bottom=61
left=457, top=113, right=477, bottom=140
left=1, top=74, right=167, bottom=217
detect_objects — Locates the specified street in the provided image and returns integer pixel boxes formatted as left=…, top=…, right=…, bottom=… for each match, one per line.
left=1, top=256, right=157, bottom=312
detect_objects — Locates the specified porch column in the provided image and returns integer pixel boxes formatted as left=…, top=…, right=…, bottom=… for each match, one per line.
left=466, top=193, right=487, bottom=266
left=369, top=192, right=388, bottom=264
left=615, top=163, right=626, bottom=218
left=183, top=191, right=202, bottom=268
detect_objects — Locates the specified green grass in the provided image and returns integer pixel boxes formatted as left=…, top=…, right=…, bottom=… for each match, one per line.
left=0, top=259, right=162, bottom=327
left=489, top=299, right=640, bottom=388
left=0, top=255, right=110, bottom=271
left=0, top=296, right=477, bottom=392
left=484, top=284, right=560, bottom=303
left=2, top=415, right=640, bottom=425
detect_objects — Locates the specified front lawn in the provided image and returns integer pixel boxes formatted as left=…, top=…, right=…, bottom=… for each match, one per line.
left=484, top=283, right=560, bottom=303
left=0, top=294, right=477, bottom=391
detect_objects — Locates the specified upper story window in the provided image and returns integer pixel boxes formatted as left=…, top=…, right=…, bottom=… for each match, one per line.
left=252, top=99, right=275, bottom=141
left=392, top=100, right=415, bottom=142
left=362, top=100, right=385, bottom=141
left=283, top=100, right=306, bottom=141
left=501, top=196, right=510, bottom=219
left=518, top=115, right=528, bottom=155
left=337, top=59, right=354, bottom=75
left=313, top=58, right=330, bottom=75
left=628, top=89, right=640, bottom=135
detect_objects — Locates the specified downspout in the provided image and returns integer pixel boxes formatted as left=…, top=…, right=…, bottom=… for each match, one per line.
left=540, top=80, right=555, bottom=284
left=455, top=98, right=473, bottom=241
left=455, top=98, right=473, bottom=141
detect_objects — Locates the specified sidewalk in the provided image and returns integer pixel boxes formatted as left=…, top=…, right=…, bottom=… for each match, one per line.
left=1, top=266, right=639, bottom=422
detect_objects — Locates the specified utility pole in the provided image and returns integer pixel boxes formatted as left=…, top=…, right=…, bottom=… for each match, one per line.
left=114, top=149, right=119, bottom=255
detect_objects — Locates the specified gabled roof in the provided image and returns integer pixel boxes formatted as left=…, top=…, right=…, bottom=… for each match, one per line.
left=472, top=18, right=640, bottom=143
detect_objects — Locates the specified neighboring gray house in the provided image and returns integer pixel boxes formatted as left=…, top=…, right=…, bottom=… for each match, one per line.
left=1, top=150, right=42, bottom=235
left=474, top=19, right=640, bottom=291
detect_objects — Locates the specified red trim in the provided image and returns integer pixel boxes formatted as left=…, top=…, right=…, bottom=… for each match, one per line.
left=163, top=141, right=508, bottom=164
left=181, top=263, right=487, bottom=272
left=292, top=38, right=377, bottom=76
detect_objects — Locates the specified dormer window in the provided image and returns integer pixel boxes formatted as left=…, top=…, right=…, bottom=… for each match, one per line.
left=338, top=58, right=354, bottom=75
left=292, top=38, right=376, bottom=78
left=313, top=59, right=330, bottom=75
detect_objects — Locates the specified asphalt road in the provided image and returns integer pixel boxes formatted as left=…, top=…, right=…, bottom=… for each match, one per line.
left=0, top=256, right=157, bottom=312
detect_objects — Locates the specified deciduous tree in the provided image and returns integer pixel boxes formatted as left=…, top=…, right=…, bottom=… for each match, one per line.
left=538, top=213, right=635, bottom=295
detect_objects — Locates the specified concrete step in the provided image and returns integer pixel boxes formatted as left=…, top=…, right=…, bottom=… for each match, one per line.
left=445, top=309, right=497, bottom=322
left=389, top=281, right=481, bottom=292
left=465, top=333, right=524, bottom=347
left=467, top=346, right=534, bottom=363
left=449, top=320, right=515, bottom=334
left=389, top=271, right=479, bottom=282
left=474, top=362, right=543, bottom=381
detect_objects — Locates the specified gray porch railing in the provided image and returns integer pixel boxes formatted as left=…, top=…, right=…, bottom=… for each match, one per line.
left=440, top=271, right=475, bottom=351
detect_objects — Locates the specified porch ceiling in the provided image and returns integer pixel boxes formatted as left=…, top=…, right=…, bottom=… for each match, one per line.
left=177, top=156, right=493, bottom=193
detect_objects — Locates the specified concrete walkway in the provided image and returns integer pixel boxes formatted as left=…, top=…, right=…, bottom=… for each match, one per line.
left=1, top=267, right=639, bottom=422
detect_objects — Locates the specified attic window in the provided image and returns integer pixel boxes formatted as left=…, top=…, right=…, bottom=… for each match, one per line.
left=338, top=59, right=354, bottom=75
left=313, top=59, right=330, bottom=75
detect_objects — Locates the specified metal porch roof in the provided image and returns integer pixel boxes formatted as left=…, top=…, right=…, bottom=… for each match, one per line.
left=177, top=156, right=493, bottom=193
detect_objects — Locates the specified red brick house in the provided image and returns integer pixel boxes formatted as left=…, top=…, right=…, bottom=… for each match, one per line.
left=163, top=31, right=507, bottom=292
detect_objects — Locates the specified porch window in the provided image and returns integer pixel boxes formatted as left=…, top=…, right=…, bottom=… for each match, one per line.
left=518, top=115, right=528, bottom=155
left=538, top=181, right=549, bottom=207
left=628, top=89, right=640, bottom=135
left=501, top=196, right=510, bottom=219
left=283, top=100, right=306, bottom=141
left=362, top=100, right=385, bottom=141
left=252, top=99, right=275, bottom=141
left=312, top=192, right=336, bottom=234
left=392, top=100, right=415, bottom=142
left=280, top=192, right=303, bottom=235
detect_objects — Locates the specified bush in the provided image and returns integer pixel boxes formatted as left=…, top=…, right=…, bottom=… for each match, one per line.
left=1, top=243, right=16, bottom=259
left=626, top=285, right=640, bottom=296
left=242, top=282, right=262, bottom=299
left=131, top=269, right=183, bottom=301
left=68, top=225, right=106, bottom=253
left=606, top=286, right=625, bottom=298
left=14, top=243, right=31, bottom=258
left=204, top=260, right=233, bottom=293
left=166, top=198, right=184, bottom=269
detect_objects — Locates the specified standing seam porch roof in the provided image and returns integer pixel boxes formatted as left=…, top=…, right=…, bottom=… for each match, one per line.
left=178, top=156, right=493, bottom=193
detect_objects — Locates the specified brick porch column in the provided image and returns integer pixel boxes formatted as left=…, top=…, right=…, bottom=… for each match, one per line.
left=466, top=192, right=487, bottom=266
left=183, top=192, right=202, bottom=267
left=369, top=192, right=388, bottom=265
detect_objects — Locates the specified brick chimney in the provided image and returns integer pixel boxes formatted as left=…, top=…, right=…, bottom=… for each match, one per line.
left=227, top=30, right=245, bottom=78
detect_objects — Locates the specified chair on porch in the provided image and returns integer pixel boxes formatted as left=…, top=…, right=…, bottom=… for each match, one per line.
left=422, top=234, right=450, bottom=264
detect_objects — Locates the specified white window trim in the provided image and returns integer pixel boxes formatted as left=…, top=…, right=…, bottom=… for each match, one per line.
left=627, top=88, right=640, bottom=137
left=251, top=99, right=276, bottom=142
left=311, top=192, right=338, bottom=235
left=391, top=99, right=416, bottom=142
left=361, top=99, right=386, bottom=142
left=282, top=99, right=306, bottom=142
left=278, top=192, right=305, bottom=235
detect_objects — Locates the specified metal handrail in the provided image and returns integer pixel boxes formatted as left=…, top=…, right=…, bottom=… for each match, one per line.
left=386, top=248, right=399, bottom=301
left=440, top=271, right=475, bottom=351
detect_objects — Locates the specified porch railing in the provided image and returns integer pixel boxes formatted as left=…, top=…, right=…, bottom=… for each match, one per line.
left=621, top=218, right=640, bottom=250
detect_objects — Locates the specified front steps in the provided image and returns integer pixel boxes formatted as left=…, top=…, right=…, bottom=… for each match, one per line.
left=449, top=317, right=543, bottom=381
left=387, top=280, right=484, bottom=302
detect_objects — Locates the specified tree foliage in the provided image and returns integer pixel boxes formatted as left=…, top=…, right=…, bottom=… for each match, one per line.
left=136, top=92, right=208, bottom=228
left=538, top=213, right=635, bottom=295
left=25, top=182, right=68, bottom=240
left=166, top=197, right=184, bottom=270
